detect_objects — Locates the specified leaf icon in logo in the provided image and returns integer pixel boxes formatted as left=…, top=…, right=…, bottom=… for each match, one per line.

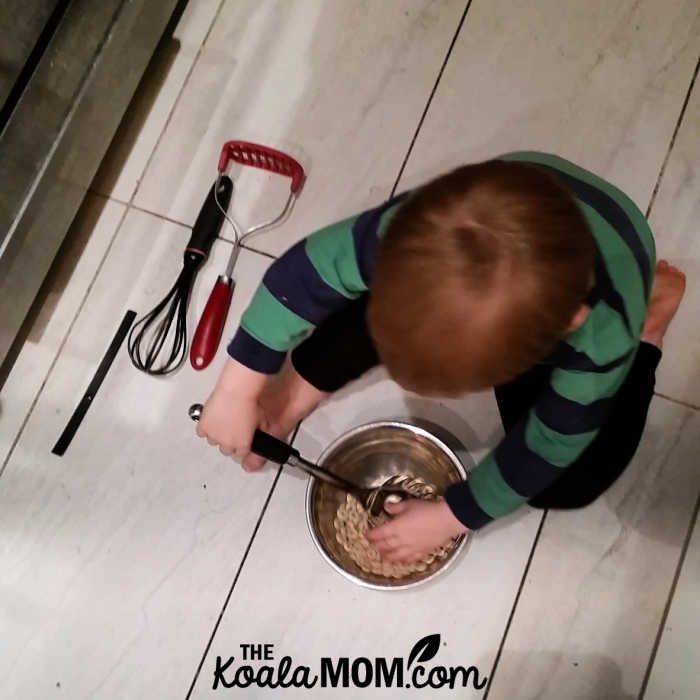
left=407, top=634, right=441, bottom=668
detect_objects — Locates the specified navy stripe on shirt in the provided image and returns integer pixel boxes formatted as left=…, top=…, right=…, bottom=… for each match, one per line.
left=352, top=192, right=409, bottom=285
left=262, top=240, right=351, bottom=324
left=493, top=420, right=569, bottom=497
left=227, top=328, right=286, bottom=374
left=545, top=344, right=633, bottom=373
left=538, top=164, right=651, bottom=298
left=444, top=482, right=493, bottom=530
left=535, top=386, right=612, bottom=435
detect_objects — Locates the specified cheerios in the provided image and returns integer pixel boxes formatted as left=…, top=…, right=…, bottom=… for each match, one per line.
left=334, top=474, right=455, bottom=579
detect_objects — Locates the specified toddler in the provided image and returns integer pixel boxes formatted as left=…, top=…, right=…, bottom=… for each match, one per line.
left=197, top=152, right=685, bottom=564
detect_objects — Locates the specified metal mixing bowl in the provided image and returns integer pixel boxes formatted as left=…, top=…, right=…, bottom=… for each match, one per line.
left=305, top=421, right=470, bottom=590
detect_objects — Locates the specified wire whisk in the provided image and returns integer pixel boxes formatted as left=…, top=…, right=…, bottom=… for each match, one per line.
left=127, top=176, right=233, bottom=375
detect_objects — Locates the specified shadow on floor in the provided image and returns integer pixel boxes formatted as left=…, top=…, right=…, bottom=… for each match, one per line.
left=0, top=3, right=188, bottom=391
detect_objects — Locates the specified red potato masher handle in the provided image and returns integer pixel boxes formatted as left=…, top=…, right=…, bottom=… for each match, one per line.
left=190, top=277, right=234, bottom=370
left=217, top=140, right=305, bottom=194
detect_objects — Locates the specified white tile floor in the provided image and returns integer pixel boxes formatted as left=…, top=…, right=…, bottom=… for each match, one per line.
left=1, top=1, right=699, bottom=698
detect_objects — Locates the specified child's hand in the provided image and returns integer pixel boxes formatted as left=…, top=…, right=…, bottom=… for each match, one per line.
left=196, top=358, right=268, bottom=468
left=197, top=387, right=261, bottom=462
left=365, top=499, right=468, bottom=563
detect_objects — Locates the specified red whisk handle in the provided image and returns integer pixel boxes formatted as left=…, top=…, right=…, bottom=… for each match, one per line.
left=190, top=277, right=234, bottom=370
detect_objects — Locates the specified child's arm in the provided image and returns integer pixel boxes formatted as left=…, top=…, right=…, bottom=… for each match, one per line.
left=364, top=355, right=633, bottom=560
left=198, top=195, right=406, bottom=457
left=444, top=349, right=637, bottom=530
left=228, top=194, right=406, bottom=375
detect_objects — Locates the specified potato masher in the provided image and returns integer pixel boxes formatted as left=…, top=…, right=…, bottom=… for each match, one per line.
left=188, top=403, right=408, bottom=515
left=189, top=141, right=305, bottom=371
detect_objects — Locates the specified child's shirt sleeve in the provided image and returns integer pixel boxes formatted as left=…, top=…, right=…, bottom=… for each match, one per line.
left=444, top=344, right=637, bottom=530
left=227, top=194, right=407, bottom=373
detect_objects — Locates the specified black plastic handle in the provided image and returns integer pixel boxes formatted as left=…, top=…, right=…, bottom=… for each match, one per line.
left=185, top=176, right=233, bottom=257
left=251, top=430, right=299, bottom=465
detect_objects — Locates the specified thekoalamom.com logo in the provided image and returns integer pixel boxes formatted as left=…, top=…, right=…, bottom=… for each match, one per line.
left=212, top=634, right=487, bottom=691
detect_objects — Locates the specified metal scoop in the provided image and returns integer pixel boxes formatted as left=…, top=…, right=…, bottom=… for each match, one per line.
left=189, top=403, right=407, bottom=515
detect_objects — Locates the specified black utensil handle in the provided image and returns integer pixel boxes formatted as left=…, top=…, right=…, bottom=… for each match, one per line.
left=251, top=430, right=299, bottom=465
left=188, top=403, right=298, bottom=465
left=186, top=175, right=233, bottom=257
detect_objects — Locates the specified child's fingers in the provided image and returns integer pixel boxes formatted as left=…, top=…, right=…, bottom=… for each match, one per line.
left=371, top=534, right=402, bottom=554
left=404, top=550, right=426, bottom=563
left=386, top=546, right=428, bottom=563
left=375, top=542, right=402, bottom=558
left=241, top=452, right=265, bottom=471
left=383, top=546, right=415, bottom=563
left=365, top=523, right=393, bottom=542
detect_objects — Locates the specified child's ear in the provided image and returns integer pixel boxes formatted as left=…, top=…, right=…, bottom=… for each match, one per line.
left=568, top=304, right=591, bottom=332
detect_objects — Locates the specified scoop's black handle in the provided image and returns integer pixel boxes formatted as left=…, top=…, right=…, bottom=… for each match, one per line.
left=249, top=430, right=298, bottom=465
left=188, top=403, right=299, bottom=465
left=185, top=176, right=233, bottom=258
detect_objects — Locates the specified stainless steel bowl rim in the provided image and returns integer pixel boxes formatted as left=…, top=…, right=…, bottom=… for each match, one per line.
left=304, top=420, right=470, bottom=591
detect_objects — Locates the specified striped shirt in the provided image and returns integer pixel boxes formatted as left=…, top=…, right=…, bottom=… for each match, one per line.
left=228, top=152, right=655, bottom=530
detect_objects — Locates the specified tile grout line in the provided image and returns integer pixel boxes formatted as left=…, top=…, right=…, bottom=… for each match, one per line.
left=124, top=204, right=189, bottom=229
left=389, top=0, right=474, bottom=197
left=185, top=423, right=300, bottom=698
left=113, top=198, right=190, bottom=228
left=482, top=510, right=549, bottom=698
left=88, top=189, right=279, bottom=260
left=638, top=488, right=700, bottom=699
left=1, top=0, right=232, bottom=479
left=653, top=391, right=700, bottom=412
left=645, top=53, right=699, bottom=219
left=239, top=243, right=277, bottom=260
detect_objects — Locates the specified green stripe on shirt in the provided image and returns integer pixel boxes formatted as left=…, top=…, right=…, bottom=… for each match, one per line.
left=525, top=413, right=599, bottom=466
left=502, top=152, right=656, bottom=266
left=578, top=202, right=648, bottom=332
left=468, top=454, right=528, bottom=518
left=551, top=357, right=634, bottom=404
left=305, top=217, right=368, bottom=298
left=565, top=301, right=634, bottom=365
left=240, top=284, right=312, bottom=351
left=468, top=412, right=602, bottom=518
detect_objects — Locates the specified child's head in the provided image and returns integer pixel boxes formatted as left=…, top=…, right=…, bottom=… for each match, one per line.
left=368, top=159, right=595, bottom=396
